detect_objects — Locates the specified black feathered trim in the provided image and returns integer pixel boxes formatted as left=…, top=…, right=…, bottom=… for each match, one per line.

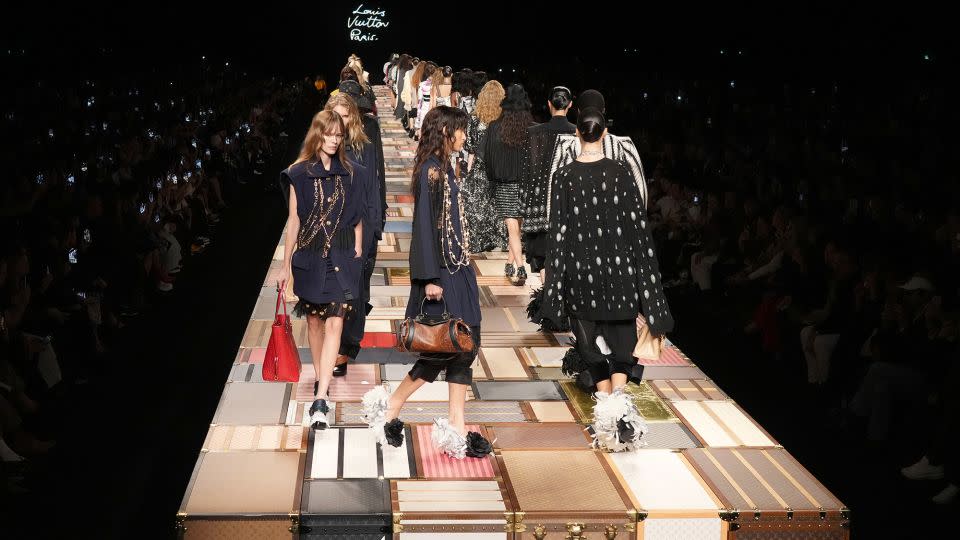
left=527, top=287, right=571, bottom=332
left=560, top=340, right=588, bottom=377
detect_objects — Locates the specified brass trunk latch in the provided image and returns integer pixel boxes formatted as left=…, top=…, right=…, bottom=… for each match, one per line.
left=604, top=524, right=619, bottom=539
left=506, top=512, right=527, bottom=533
left=565, top=522, right=585, bottom=539
left=626, top=509, right=643, bottom=532
left=288, top=514, right=300, bottom=533
left=533, top=523, right=548, bottom=539
left=393, top=512, right=404, bottom=533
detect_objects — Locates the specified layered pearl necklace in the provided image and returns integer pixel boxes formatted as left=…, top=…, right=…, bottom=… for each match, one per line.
left=440, top=156, right=471, bottom=273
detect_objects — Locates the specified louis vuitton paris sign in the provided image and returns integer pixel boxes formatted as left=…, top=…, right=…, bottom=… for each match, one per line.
left=347, top=4, right=389, bottom=42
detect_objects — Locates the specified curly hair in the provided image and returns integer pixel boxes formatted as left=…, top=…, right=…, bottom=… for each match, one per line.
left=411, top=106, right=469, bottom=193
left=475, top=80, right=504, bottom=125
left=497, top=109, right=533, bottom=148
left=498, top=84, right=533, bottom=147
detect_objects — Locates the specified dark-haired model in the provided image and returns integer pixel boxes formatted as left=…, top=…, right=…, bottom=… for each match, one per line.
left=361, top=106, right=493, bottom=460
left=483, top=84, right=535, bottom=285
left=539, top=108, right=674, bottom=452
left=520, top=86, right=576, bottom=281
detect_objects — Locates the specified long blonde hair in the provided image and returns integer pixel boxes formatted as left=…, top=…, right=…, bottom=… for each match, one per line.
left=324, top=93, right=370, bottom=154
left=293, top=110, right=353, bottom=176
left=410, top=62, right=426, bottom=90
left=476, top=80, right=505, bottom=125
left=430, top=67, right=444, bottom=88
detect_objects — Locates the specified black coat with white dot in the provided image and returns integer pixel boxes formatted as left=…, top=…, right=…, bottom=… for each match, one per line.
left=539, top=158, right=674, bottom=335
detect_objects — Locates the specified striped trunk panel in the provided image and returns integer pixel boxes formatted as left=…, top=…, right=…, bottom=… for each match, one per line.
left=339, top=401, right=527, bottom=424
left=683, top=448, right=847, bottom=514
left=308, top=427, right=412, bottom=479
left=414, top=424, right=495, bottom=478
left=640, top=366, right=708, bottom=380
left=203, top=425, right=305, bottom=452
left=638, top=345, right=694, bottom=366
left=394, top=480, right=507, bottom=512
left=650, top=379, right=726, bottom=401
left=293, top=364, right=379, bottom=402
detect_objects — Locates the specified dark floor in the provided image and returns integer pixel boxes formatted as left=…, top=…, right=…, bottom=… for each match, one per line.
left=6, top=94, right=951, bottom=538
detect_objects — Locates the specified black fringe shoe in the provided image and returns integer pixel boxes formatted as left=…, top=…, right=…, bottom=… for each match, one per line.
left=504, top=263, right=515, bottom=279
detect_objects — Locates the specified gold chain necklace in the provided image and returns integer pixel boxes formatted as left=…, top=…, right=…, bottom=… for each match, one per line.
left=298, top=175, right=345, bottom=257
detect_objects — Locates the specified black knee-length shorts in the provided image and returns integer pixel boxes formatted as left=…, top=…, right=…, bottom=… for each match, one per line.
left=408, top=325, right=481, bottom=385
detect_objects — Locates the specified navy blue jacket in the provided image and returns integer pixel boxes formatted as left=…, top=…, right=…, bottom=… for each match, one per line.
left=346, top=142, right=383, bottom=254
left=282, top=156, right=368, bottom=302
left=406, top=156, right=482, bottom=326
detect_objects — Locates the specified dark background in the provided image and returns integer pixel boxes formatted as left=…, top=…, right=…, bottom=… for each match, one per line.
left=3, top=2, right=953, bottom=82
left=3, top=2, right=955, bottom=538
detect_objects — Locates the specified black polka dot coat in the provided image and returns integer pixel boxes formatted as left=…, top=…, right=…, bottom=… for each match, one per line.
left=539, top=158, right=674, bottom=335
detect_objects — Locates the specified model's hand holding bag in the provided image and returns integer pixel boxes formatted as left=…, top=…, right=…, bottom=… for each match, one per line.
left=397, top=297, right=475, bottom=354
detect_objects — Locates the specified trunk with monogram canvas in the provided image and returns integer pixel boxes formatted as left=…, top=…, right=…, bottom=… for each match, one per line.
left=496, top=449, right=640, bottom=539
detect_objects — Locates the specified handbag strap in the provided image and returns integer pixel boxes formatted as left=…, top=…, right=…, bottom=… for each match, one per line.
left=401, top=319, right=415, bottom=351
left=275, top=280, right=288, bottom=318
left=447, top=320, right=464, bottom=352
left=418, top=297, right=450, bottom=319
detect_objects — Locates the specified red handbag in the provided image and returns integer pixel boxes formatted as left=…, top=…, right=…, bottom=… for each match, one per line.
left=263, top=281, right=301, bottom=382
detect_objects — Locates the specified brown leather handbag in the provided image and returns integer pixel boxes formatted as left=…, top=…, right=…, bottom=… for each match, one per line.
left=397, top=298, right=475, bottom=354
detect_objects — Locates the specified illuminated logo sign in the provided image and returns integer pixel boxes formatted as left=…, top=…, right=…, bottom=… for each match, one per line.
left=348, top=4, right=389, bottom=42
